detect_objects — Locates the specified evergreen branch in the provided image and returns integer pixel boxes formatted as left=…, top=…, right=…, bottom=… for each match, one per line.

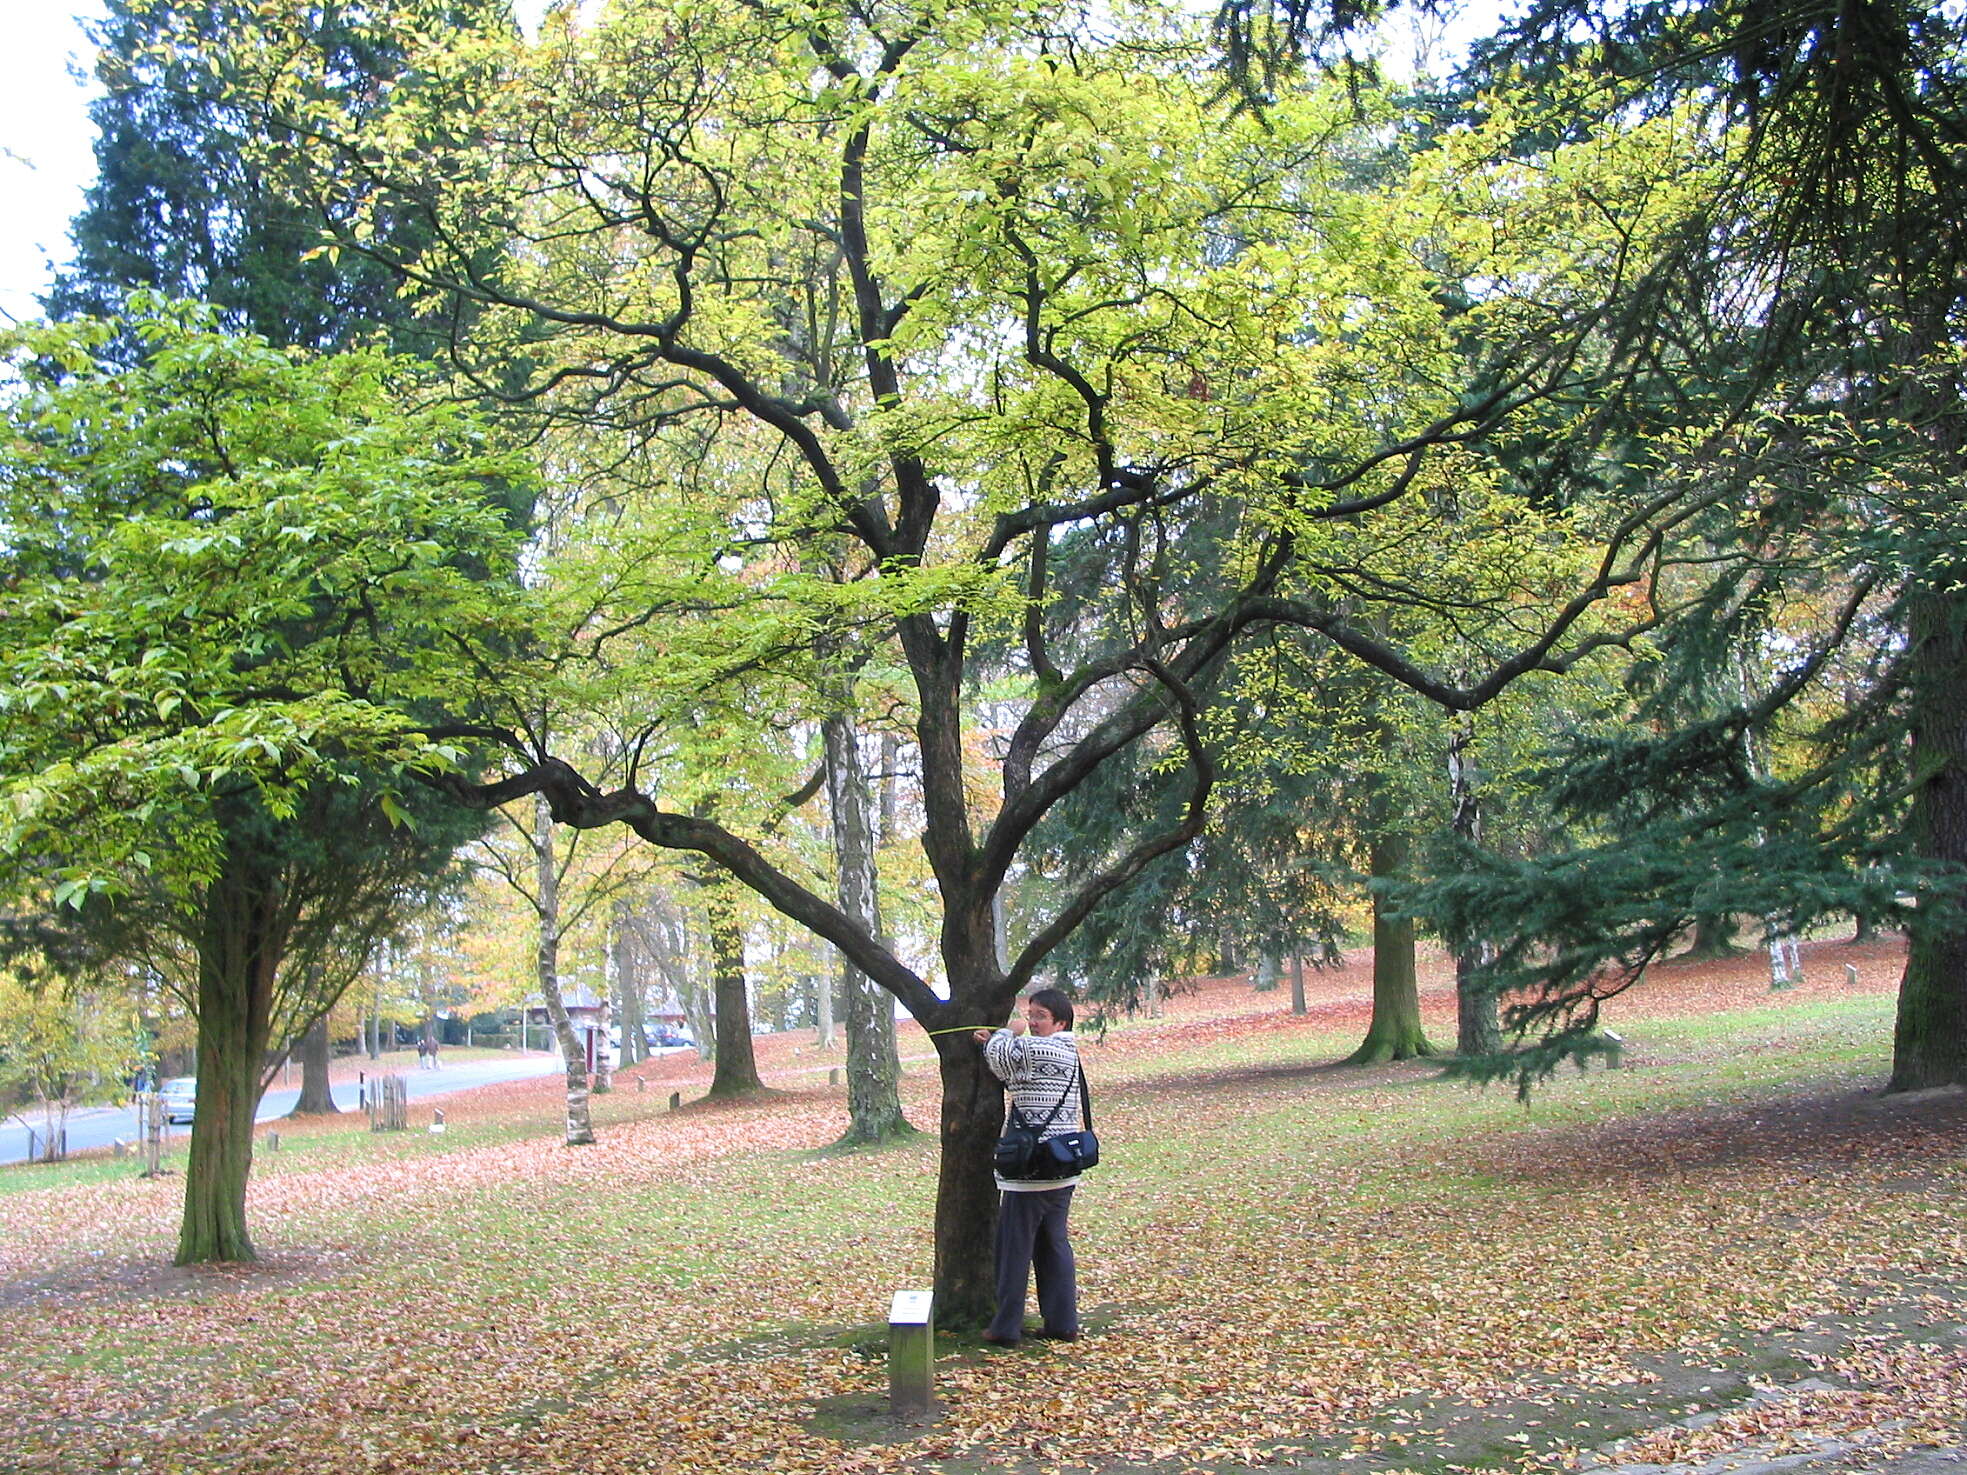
left=1005, top=656, right=1215, bottom=991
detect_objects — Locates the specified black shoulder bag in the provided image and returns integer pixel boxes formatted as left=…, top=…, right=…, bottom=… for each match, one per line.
left=1038, top=1066, right=1099, bottom=1177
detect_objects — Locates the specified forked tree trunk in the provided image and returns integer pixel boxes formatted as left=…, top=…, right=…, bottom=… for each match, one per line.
left=177, top=836, right=287, bottom=1265
left=535, top=793, right=595, bottom=1145
left=1890, top=583, right=1967, bottom=1090
left=1345, top=828, right=1437, bottom=1065
left=825, top=708, right=910, bottom=1145
left=705, top=888, right=764, bottom=1096
left=289, top=1016, right=339, bottom=1115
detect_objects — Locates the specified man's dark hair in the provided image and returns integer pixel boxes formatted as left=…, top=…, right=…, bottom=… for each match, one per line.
left=1027, top=987, right=1075, bottom=1030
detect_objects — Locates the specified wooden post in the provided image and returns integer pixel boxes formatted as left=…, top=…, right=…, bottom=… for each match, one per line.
left=373, top=1074, right=408, bottom=1131
left=141, top=1092, right=164, bottom=1177
left=888, top=1289, right=935, bottom=1414
left=1846, top=963, right=1859, bottom=988
left=670, top=1091, right=681, bottom=1110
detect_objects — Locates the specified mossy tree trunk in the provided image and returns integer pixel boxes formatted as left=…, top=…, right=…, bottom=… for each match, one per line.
left=1344, top=828, right=1437, bottom=1065
left=177, top=831, right=290, bottom=1265
left=1889, top=582, right=1967, bottom=1091
left=1683, top=913, right=1745, bottom=959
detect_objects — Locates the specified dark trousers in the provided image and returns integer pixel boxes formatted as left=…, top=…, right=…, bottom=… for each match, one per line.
left=988, top=1186, right=1077, bottom=1342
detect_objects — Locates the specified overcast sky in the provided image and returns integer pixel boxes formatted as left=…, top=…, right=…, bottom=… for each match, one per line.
left=0, top=3, right=103, bottom=327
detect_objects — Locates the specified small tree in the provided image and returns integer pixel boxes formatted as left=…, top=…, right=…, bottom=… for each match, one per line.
left=0, top=971, right=147, bottom=1163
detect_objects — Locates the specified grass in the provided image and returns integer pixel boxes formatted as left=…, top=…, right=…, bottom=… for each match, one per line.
left=1, top=936, right=1961, bottom=1475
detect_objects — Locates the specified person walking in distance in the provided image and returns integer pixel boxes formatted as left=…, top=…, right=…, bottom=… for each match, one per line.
left=972, top=988, right=1083, bottom=1346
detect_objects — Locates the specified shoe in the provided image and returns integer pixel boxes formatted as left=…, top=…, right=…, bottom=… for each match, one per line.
left=1035, top=1329, right=1079, bottom=1341
left=980, top=1333, right=1021, bottom=1347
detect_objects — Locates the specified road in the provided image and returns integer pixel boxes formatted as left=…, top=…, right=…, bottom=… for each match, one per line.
left=0, top=1050, right=571, bottom=1167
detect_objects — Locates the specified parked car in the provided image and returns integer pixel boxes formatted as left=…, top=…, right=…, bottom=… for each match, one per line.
left=157, top=1077, right=198, bottom=1124
left=648, top=1026, right=693, bottom=1049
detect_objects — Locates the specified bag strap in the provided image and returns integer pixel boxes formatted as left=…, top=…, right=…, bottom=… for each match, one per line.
left=1009, top=1052, right=1079, bottom=1133
left=1077, top=1059, right=1093, bottom=1131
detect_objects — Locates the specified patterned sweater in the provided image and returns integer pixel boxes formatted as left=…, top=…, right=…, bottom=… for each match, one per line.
left=984, top=1028, right=1083, bottom=1190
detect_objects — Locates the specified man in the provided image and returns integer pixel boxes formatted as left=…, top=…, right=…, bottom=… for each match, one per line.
left=971, top=988, right=1084, bottom=1346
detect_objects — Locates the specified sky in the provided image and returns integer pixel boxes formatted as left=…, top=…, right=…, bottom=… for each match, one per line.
left=0, top=3, right=103, bottom=327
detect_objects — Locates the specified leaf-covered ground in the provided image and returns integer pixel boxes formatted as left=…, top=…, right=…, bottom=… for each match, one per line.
left=3, top=936, right=1962, bottom=1475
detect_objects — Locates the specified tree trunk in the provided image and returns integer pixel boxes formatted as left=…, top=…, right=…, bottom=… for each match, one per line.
left=815, top=970, right=836, bottom=1050
left=1682, top=913, right=1745, bottom=959
left=593, top=994, right=614, bottom=1094
left=1344, top=828, right=1436, bottom=1064
left=825, top=708, right=911, bottom=1145
left=1455, top=946, right=1501, bottom=1056
left=1447, top=717, right=1501, bottom=1056
left=1889, top=584, right=1967, bottom=1090
left=705, top=887, right=765, bottom=1096
left=1289, top=951, right=1307, bottom=1016
left=929, top=979, right=1014, bottom=1330
left=289, top=1015, right=339, bottom=1115
left=536, top=793, right=596, bottom=1144
left=177, top=834, right=286, bottom=1265
left=614, top=910, right=647, bottom=1067
left=1254, top=949, right=1281, bottom=991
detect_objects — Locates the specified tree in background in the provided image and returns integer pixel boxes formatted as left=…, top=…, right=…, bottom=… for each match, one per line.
left=0, top=970, right=147, bottom=1163
left=24, top=0, right=519, bottom=1250
left=45, top=0, right=461, bottom=356
left=1359, top=0, right=1967, bottom=1093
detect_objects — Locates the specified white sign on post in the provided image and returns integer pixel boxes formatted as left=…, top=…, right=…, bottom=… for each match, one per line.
left=887, top=1289, right=935, bottom=1414
left=889, top=1290, right=933, bottom=1325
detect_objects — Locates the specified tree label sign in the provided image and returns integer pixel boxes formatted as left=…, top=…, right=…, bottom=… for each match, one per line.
left=888, top=1290, right=933, bottom=1326
left=887, top=1290, right=935, bottom=1413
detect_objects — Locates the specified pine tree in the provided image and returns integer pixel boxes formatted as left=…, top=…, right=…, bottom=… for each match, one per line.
left=47, top=0, right=442, bottom=355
